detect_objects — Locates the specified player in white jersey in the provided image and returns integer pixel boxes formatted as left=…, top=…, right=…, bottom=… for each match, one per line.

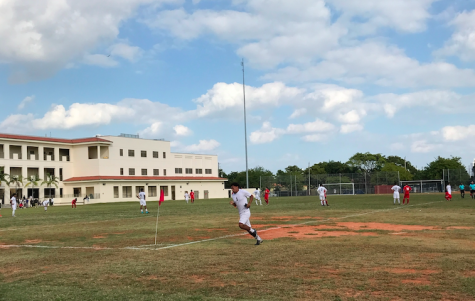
left=317, top=184, right=328, bottom=206
left=445, top=183, right=452, bottom=201
left=184, top=191, right=190, bottom=203
left=230, top=183, right=263, bottom=245
left=391, top=184, right=401, bottom=205
left=11, top=194, right=17, bottom=217
left=43, top=199, right=49, bottom=211
left=137, top=188, right=148, bottom=214
left=253, top=188, right=262, bottom=205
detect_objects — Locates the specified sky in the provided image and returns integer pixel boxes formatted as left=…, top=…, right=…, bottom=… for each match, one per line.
left=1, top=0, right=475, bottom=173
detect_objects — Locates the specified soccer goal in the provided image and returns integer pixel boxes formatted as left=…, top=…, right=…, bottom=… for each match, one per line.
left=399, top=180, right=443, bottom=193
left=322, top=183, right=355, bottom=195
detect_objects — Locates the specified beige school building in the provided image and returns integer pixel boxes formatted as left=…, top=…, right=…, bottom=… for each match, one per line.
left=0, top=133, right=228, bottom=206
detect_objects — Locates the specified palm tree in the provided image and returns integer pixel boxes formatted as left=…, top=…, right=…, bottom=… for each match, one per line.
left=42, top=174, right=59, bottom=198
left=9, top=174, right=24, bottom=197
left=25, top=175, right=42, bottom=197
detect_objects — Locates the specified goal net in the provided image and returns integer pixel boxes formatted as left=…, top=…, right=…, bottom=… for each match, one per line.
left=399, top=180, right=443, bottom=193
left=322, top=183, right=355, bottom=195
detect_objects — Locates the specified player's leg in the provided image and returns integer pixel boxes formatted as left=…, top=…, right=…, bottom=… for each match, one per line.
left=140, top=204, right=143, bottom=213
left=239, top=213, right=262, bottom=244
left=144, top=205, right=148, bottom=213
left=12, top=207, right=15, bottom=217
left=255, top=197, right=259, bottom=205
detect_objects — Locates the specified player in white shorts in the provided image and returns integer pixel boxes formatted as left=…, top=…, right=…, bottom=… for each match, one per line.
left=230, top=183, right=263, bottom=245
left=391, top=184, right=401, bottom=205
left=11, top=194, right=17, bottom=217
left=317, top=184, right=328, bottom=206
left=43, top=199, right=49, bottom=211
left=137, top=188, right=149, bottom=214
left=184, top=191, right=189, bottom=204
left=253, top=188, right=262, bottom=205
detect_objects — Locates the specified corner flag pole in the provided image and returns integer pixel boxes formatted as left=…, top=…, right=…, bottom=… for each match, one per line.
left=154, top=202, right=159, bottom=245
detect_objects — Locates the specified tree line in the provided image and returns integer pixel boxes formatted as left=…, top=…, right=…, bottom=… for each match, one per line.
left=220, top=152, right=470, bottom=189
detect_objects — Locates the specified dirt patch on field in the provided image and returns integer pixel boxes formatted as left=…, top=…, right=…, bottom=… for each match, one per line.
left=195, top=228, right=228, bottom=232
left=191, top=275, right=205, bottom=283
left=446, top=226, right=473, bottom=230
left=387, top=268, right=440, bottom=275
left=93, top=235, right=106, bottom=239
left=337, top=222, right=438, bottom=231
left=402, top=278, right=431, bottom=285
left=24, top=239, right=42, bottom=244
left=258, top=226, right=377, bottom=240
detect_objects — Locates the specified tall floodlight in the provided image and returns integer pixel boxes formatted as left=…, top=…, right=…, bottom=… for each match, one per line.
left=242, top=59, right=249, bottom=188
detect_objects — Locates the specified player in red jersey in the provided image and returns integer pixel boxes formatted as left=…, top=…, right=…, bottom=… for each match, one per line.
left=190, top=190, right=195, bottom=203
left=264, top=187, right=270, bottom=205
left=72, top=198, right=77, bottom=209
left=403, top=185, right=412, bottom=205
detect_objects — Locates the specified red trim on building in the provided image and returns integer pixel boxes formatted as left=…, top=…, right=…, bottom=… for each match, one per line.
left=0, top=133, right=112, bottom=144
left=64, top=176, right=228, bottom=182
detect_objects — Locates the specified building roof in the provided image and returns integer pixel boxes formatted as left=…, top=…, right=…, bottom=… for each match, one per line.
left=0, top=133, right=112, bottom=144
left=64, top=176, right=228, bottom=182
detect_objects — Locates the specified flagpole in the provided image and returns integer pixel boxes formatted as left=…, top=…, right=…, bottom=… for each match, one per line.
left=154, top=202, right=160, bottom=246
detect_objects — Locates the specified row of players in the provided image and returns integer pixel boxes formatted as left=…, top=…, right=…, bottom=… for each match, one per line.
left=391, top=182, right=475, bottom=204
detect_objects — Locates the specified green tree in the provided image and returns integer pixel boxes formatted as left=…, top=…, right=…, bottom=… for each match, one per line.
left=224, top=167, right=274, bottom=189
left=41, top=174, right=59, bottom=198
left=385, top=156, right=418, bottom=174
left=381, top=163, right=413, bottom=181
left=319, top=161, right=354, bottom=174
left=347, top=152, right=386, bottom=173
left=420, top=156, right=469, bottom=181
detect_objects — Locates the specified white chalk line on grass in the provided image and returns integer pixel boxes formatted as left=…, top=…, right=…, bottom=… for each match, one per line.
left=0, top=200, right=442, bottom=251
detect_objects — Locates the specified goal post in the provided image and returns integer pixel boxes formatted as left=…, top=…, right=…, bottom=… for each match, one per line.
left=399, top=180, right=443, bottom=193
left=322, top=183, right=355, bottom=195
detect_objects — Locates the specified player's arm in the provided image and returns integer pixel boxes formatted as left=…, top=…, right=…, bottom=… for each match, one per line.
left=245, top=195, right=254, bottom=208
left=229, top=200, right=237, bottom=208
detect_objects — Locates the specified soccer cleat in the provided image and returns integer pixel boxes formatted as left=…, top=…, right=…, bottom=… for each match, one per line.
left=255, top=239, right=263, bottom=245
left=146, top=211, right=149, bottom=214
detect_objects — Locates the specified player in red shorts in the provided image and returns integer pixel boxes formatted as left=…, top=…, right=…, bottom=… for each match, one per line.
left=445, top=183, right=452, bottom=201
left=264, top=187, right=270, bottom=205
left=403, top=185, right=412, bottom=205
left=190, top=190, right=195, bottom=203
left=72, top=198, right=77, bottom=208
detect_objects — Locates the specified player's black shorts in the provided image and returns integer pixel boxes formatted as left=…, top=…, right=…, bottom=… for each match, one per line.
left=471, top=190, right=475, bottom=194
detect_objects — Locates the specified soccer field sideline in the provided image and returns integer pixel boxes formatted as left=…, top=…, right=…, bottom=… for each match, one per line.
left=0, top=199, right=444, bottom=252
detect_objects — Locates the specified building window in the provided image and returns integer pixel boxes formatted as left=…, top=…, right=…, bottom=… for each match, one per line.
left=128, top=150, right=135, bottom=157
left=185, top=168, right=193, bottom=174
left=205, top=169, right=212, bottom=174
left=175, top=168, right=182, bottom=174
left=129, top=168, right=135, bottom=176
left=163, top=152, right=166, bottom=159
left=60, top=188, right=63, bottom=198
left=141, top=169, right=147, bottom=176
left=59, top=168, right=63, bottom=181
left=148, top=186, right=157, bottom=197
left=153, top=151, right=158, bottom=158
left=113, top=186, right=119, bottom=198
left=153, top=169, right=159, bottom=176
left=120, top=168, right=124, bottom=175
left=163, top=169, right=167, bottom=176
left=123, top=186, right=132, bottom=198
left=160, top=186, right=169, bottom=196
left=120, top=149, right=123, bottom=156
left=195, top=169, right=203, bottom=174
left=141, top=150, right=147, bottom=158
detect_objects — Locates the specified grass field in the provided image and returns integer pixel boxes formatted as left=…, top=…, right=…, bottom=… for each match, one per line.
left=1, top=194, right=475, bottom=301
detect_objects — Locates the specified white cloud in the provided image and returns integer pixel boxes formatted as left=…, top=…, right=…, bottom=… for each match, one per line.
left=140, top=122, right=163, bottom=137
left=340, top=123, right=363, bottom=134
left=110, top=43, right=143, bottom=62
left=18, top=95, right=35, bottom=110
left=289, top=108, right=307, bottom=119
left=83, top=54, right=118, bottom=68
left=302, top=134, right=326, bottom=142
left=411, top=140, right=439, bottom=153
left=249, top=122, right=285, bottom=144
left=173, top=125, right=192, bottom=136
left=337, top=110, right=364, bottom=124
left=186, top=139, right=220, bottom=152
left=442, top=125, right=475, bottom=141
left=286, top=119, right=335, bottom=134
left=436, top=10, right=475, bottom=61
left=0, top=0, right=179, bottom=82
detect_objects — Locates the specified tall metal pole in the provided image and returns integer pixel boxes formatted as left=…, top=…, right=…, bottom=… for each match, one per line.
left=242, top=59, right=249, bottom=189
left=308, top=162, right=310, bottom=196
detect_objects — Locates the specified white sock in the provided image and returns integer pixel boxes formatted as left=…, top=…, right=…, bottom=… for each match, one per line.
left=141, top=209, right=143, bottom=213
left=256, top=234, right=261, bottom=240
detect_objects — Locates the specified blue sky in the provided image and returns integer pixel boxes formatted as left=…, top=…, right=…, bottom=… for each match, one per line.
left=2, top=0, right=475, bottom=173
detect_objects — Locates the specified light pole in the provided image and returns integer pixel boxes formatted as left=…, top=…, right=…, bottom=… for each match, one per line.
left=242, top=59, right=249, bottom=188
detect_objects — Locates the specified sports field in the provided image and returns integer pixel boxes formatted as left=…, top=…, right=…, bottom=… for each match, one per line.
left=1, top=194, right=474, bottom=301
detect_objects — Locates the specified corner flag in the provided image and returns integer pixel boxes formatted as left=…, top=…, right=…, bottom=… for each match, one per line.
left=159, top=189, right=164, bottom=206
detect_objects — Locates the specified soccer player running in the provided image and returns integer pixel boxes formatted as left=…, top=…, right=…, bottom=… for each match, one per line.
left=317, top=184, right=328, bottom=206
left=470, top=181, right=475, bottom=199
left=264, top=187, right=270, bottom=205
left=445, top=183, right=452, bottom=201
left=459, top=183, right=465, bottom=199
left=403, top=184, right=412, bottom=205
left=190, top=190, right=195, bottom=203
left=391, top=183, right=401, bottom=205
left=229, top=183, right=263, bottom=245
left=11, top=193, right=17, bottom=217
left=137, top=188, right=149, bottom=214
left=253, top=188, right=262, bottom=205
